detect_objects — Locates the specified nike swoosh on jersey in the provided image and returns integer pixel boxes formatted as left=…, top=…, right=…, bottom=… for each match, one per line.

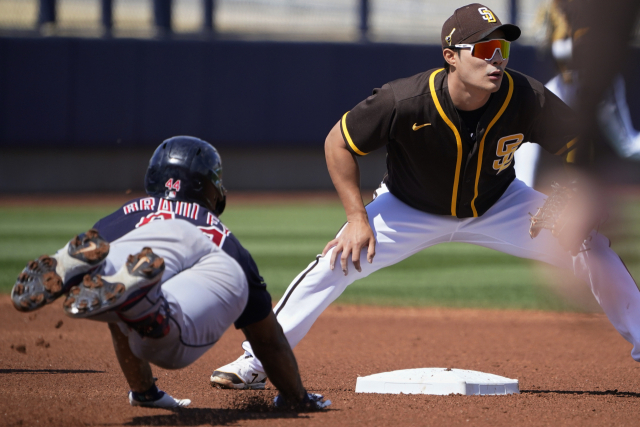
left=412, top=123, right=431, bottom=131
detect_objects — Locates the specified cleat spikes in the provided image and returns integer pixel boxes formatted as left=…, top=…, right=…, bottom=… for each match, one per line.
left=82, top=275, right=95, bottom=288
left=12, top=229, right=109, bottom=312
left=84, top=275, right=103, bottom=289
left=38, top=256, right=55, bottom=268
left=42, top=272, right=63, bottom=293
left=63, top=247, right=164, bottom=318
left=141, top=267, right=154, bottom=277
left=68, top=230, right=110, bottom=265
left=103, top=284, right=125, bottom=303
left=63, top=296, right=75, bottom=308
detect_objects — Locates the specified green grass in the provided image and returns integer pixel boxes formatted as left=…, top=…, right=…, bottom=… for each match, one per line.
left=224, top=206, right=588, bottom=311
left=1, top=196, right=639, bottom=312
left=0, top=207, right=114, bottom=292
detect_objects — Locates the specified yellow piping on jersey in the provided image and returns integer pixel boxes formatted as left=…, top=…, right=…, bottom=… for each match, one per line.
left=429, top=68, right=463, bottom=216
left=470, top=71, right=514, bottom=217
left=341, top=111, right=367, bottom=156
left=554, top=137, right=578, bottom=156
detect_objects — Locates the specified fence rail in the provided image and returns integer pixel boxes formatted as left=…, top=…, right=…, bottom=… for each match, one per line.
left=0, top=0, right=560, bottom=44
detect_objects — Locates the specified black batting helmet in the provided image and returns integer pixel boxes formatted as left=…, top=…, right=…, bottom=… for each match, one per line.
left=145, top=136, right=227, bottom=215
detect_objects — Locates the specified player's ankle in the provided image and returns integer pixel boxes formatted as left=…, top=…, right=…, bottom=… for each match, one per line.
left=130, top=384, right=163, bottom=402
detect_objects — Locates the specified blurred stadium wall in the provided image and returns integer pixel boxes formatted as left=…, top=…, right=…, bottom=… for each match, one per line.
left=0, top=0, right=638, bottom=193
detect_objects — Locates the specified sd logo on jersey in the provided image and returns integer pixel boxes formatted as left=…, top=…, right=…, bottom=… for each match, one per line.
left=493, top=133, right=524, bottom=174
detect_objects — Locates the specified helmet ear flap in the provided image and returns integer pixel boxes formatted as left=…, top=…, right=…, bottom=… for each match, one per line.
left=214, top=194, right=227, bottom=216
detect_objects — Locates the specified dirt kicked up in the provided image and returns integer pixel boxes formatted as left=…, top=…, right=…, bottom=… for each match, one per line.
left=2, top=295, right=640, bottom=427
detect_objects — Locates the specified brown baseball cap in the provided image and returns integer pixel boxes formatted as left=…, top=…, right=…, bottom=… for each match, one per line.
left=441, top=3, right=521, bottom=49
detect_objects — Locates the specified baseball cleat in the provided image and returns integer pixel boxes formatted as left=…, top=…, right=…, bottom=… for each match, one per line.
left=11, top=229, right=110, bottom=312
left=63, top=247, right=164, bottom=318
left=210, top=355, right=267, bottom=390
left=128, top=390, right=191, bottom=409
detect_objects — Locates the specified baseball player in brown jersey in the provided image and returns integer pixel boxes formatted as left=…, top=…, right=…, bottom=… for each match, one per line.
left=210, top=3, right=640, bottom=390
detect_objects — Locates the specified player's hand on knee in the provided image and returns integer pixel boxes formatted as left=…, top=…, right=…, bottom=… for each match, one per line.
left=323, top=219, right=376, bottom=275
left=322, top=238, right=339, bottom=259
left=340, top=246, right=352, bottom=276
left=365, top=235, right=376, bottom=264
left=325, top=239, right=351, bottom=276
left=349, top=236, right=376, bottom=274
left=322, top=238, right=343, bottom=273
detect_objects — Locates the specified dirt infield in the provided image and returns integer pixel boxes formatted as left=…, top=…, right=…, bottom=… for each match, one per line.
left=2, top=296, right=640, bottom=427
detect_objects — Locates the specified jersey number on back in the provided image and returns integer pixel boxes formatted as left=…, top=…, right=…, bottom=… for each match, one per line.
left=135, top=211, right=175, bottom=228
left=198, top=225, right=229, bottom=247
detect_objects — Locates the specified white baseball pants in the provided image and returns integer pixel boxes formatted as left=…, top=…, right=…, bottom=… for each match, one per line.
left=91, top=220, right=248, bottom=369
left=241, top=179, right=640, bottom=371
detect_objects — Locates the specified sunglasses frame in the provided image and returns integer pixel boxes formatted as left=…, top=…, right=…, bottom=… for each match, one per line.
left=453, top=39, right=510, bottom=61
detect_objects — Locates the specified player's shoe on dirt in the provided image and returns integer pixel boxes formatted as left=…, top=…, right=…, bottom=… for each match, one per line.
left=129, top=389, right=190, bottom=409
left=210, top=355, right=267, bottom=390
left=63, top=247, right=164, bottom=318
left=11, top=229, right=110, bottom=312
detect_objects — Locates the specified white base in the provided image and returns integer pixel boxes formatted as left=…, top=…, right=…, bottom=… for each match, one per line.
left=355, top=368, right=519, bottom=396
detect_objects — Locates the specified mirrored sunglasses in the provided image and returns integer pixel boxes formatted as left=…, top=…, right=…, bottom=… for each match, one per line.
left=454, top=39, right=511, bottom=61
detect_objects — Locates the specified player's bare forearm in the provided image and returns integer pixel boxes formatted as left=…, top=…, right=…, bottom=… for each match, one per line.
left=108, top=323, right=155, bottom=393
left=324, top=121, right=376, bottom=274
left=242, top=312, right=306, bottom=403
left=325, top=121, right=367, bottom=222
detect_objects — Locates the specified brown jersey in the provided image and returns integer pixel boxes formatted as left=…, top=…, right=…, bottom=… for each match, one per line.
left=340, top=67, right=578, bottom=218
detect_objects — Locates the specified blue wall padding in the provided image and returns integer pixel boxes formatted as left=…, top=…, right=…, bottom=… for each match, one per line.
left=4, top=37, right=632, bottom=149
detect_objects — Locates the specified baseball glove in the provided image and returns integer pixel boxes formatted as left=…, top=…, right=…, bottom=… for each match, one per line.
left=529, top=181, right=578, bottom=240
